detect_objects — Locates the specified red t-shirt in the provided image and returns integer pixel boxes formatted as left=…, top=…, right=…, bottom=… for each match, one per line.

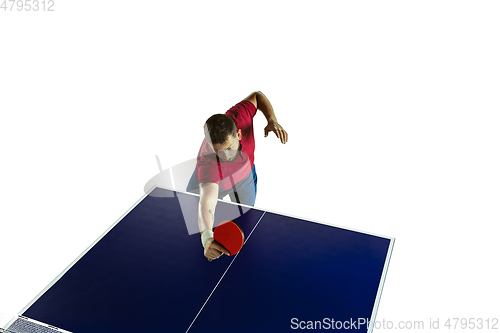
left=195, top=100, right=257, bottom=190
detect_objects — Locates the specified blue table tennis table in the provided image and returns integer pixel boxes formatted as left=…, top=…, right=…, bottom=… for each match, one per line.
left=3, top=187, right=394, bottom=333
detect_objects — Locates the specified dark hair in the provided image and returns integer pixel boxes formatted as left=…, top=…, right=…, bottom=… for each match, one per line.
left=204, top=114, right=237, bottom=145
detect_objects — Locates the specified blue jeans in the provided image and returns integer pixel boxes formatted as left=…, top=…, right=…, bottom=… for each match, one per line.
left=186, top=165, right=257, bottom=207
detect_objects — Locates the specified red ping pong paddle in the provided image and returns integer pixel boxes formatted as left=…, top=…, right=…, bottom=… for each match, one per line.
left=213, top=221, right=245, bottom=255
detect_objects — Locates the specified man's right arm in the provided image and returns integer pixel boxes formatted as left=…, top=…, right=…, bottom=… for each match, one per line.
left=198, top=182, right=218, bottom=233
left=198, top=182, right=230, bottom=260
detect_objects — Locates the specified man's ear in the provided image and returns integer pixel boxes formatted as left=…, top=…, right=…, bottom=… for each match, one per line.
left=237, top=129, right=242, bottom=140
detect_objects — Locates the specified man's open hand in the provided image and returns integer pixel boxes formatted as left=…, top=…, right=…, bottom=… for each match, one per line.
left=264, top=121, right=288, bottom=144
left=204, top=238, right=230, bottom=261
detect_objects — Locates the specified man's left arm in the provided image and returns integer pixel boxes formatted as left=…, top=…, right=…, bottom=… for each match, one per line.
left=243, top=91, right=288, bottom=144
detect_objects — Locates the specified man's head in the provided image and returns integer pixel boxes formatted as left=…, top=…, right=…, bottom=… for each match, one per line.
left=204, top=114, right=242, bottom=162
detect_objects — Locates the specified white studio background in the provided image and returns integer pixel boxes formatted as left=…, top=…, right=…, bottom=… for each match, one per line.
left=1, top=1, right=499, bottom=332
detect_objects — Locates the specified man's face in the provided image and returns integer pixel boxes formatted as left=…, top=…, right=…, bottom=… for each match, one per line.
left=210, top=129, right=242, bottom=162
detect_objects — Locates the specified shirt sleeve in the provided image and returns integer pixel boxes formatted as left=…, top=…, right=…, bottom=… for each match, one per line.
left=196, top=160, right=221, bottom=185
left=226, top=100, right=257, bottom=119
left=195, top=140, right=222, bottom=185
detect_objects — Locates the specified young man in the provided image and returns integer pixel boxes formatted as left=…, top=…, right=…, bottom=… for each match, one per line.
left=186, top=91, right=288, bottom=261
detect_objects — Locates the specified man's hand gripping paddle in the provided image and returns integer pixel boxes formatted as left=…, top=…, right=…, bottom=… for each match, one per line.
left=214, top=220, right=244, bottom=256
left=205, top=221, right=244, bottom=262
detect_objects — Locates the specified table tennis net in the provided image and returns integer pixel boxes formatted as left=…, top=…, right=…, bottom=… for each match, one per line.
left=3, top=317, right=72, bottom=333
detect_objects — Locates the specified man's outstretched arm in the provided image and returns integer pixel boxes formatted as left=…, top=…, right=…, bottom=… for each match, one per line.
left=198, top=182, right=230, bottom=260
left=243, top=91, right=288, bottom=144
left=198, top=182, right=218, bottom=233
